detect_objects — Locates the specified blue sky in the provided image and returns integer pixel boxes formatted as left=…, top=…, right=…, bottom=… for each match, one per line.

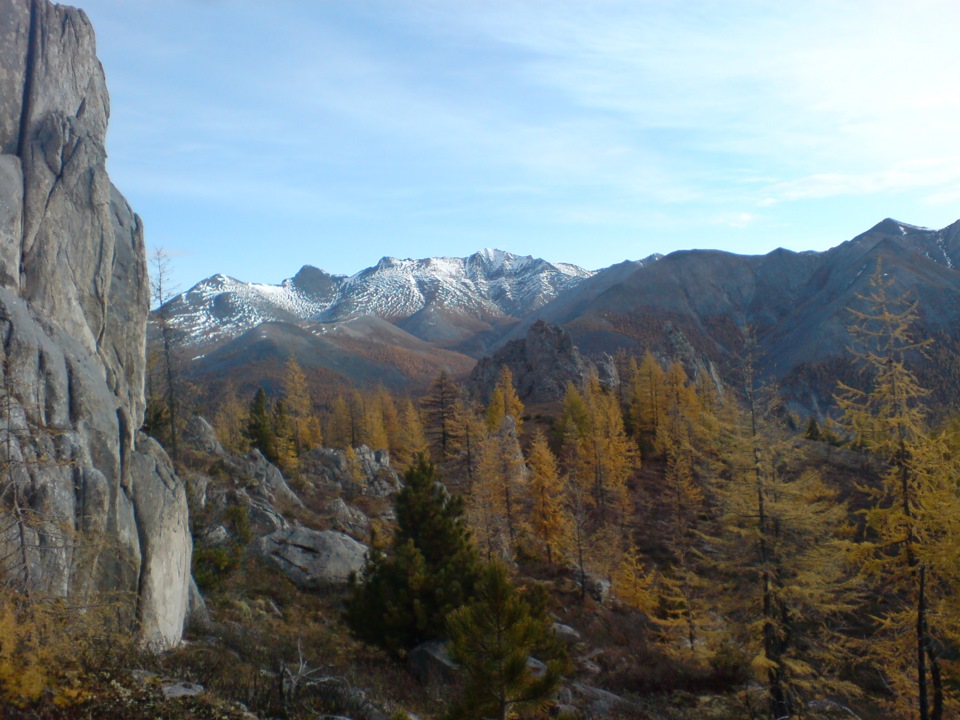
left=79, top=0, right=960, bottom=292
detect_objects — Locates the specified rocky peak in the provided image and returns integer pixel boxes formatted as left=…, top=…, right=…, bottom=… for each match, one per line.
left=290, top=264, right=342, bottom=298
left=471, top=319, right=616, bottom=404
left=0, top=0, right=190, bottom=647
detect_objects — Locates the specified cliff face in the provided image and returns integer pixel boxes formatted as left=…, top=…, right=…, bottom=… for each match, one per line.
left=0, top=0, right=190, bottom=646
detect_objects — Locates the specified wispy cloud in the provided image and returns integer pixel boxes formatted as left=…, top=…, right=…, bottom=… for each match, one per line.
left=761, top=158, right=960, bottom=204
left=81, top=0, right=960, bottom=287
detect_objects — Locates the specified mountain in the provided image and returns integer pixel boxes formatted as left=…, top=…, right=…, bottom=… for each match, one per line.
left=164, top=249, right=593, bottom=352
left=519, top=218, right=960, bottom=414
left=165, top=218, right=960, bottom=417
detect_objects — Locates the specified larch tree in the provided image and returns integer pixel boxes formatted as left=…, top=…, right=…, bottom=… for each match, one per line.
left=647, top=362, right=716, bottom=662
left=458, top=409, right=487, bottom=491
left=213, top=384, right=249, bottom=455
left=836, top=260, right=960, bottom=720
left=147, top=247, right=188, bottom=461
left=364, top=397, right=389, bottom=451
left=271, top=398, right=297, bottom=474
left=376, top=388, right=402, bottom=458
left=579, top=375, right=638, bottom=528
left=564, top=469, right=594, bottom=605
left=611, top=542, right=657, bottom=615
left=555, top=414, right=600, bottom=601
left=526, top=431, right=570, bottom=564
left=348, top=390, right=366, bottom=447
left=629, top=350, right=666, bottom=448
left=486, top=366, right=525, bottom=434
left=395, top=398, right=428, bottom=470
left=328, top=395, right=353, bottom=450
left=422, top=370, right=465, bottom=462
left=468, top=416, right=527, bottom=558
left=283, top=356, right=321, bottom=454
left=716, top=396, right=862, bottom=718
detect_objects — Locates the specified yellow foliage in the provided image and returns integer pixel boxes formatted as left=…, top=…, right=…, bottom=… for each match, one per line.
left=0, top=590, right=140, bottom=708
left=526, top=431, right=571, bottom=564
left=486, top=366, right=524, bottom=434
left=611, top=545, right=657, bottom=615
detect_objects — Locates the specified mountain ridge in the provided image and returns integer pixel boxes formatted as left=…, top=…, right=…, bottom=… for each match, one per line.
left=165, top=249, right=592, bottom=350
left=166, top=218, right=960, bottom=417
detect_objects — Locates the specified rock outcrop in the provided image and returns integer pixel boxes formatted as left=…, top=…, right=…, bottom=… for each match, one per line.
left=256, top=527, right=367, bottom=589
left=0, top=0, right=190, bottom=646
left=470, top=319, right=618, bottom=403
left=300, top=445, right=401, bottom=498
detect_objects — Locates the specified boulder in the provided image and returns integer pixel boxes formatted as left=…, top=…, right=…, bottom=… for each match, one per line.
left=126, top=434, right=192, bottom=647
left=527, top=656, right=548, bottom=678
left=184, top=575, right=211, bottom=631
left=569, top=682, right=631, bottom=717
left=551, top=622, right=582, bottom=644
left=256, top=528, right=367, bottom=588
left=573, top=569, right=611, bottom=604
left=183, top=415, right=224, bottom=456
left=161, top=681, right=204, bottom=700
left=408, top=640, right=459, bottom=685
left=327, top=497, right=371, bottom=541
left=224, top=449, right=304, bottom=509
left=239, top=490, right=289, bottom=536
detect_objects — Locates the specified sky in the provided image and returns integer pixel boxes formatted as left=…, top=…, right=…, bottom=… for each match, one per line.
left=77, top=0, right=960, bottom=293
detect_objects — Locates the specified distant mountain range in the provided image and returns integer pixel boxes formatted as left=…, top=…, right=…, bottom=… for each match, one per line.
left=160, top=219, right=960, bottom=416
left=166, top=249, right=591, bottom=352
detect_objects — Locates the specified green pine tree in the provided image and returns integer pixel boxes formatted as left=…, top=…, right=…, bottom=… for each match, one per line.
left=446, top=561, right=567, bottom=720
left=347, top=455, right=479, bottom=653
left=246, top=387, right=277, bottom=462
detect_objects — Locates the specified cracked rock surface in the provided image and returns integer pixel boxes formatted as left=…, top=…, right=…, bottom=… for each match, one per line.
left=0, top=0, right=190, bottom=646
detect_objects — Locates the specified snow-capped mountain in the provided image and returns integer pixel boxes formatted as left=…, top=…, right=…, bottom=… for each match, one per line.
left=162, top=249, right=593, bottom=348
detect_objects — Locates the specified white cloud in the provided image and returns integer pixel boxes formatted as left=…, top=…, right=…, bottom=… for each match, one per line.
left=762, top=158, right=960, bottom=203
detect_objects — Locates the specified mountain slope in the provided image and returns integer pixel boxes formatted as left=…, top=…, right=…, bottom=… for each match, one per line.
left=189, top=316, right=476, bottom=403
left=518, top=218, right=960, bottom=412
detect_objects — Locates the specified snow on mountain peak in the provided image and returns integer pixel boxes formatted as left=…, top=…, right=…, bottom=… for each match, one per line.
left=475, top=248, right=510, bottom=271
left=163, top=250, right=594, bottom=347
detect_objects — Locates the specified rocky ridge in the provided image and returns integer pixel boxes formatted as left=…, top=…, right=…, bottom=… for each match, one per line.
left=470, top=319, right=619, bottom=404
left=163, top=249, right=592, bottom=348
left=0, top=0, right=189, bottom=646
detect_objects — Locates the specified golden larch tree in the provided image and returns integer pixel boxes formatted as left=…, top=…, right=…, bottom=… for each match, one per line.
left=526, top=430, right=570, bottom=564
left=717, top=398, right=861, bottom=718
left=394, top=398, right=428, bottom=470
left=283, top=356, right=321, bottom=454
left=422, top=370, right=466, bottom=462
left=486, top=366, right=525, bottom=434
left=213, top=384, right=249, bottom=454
left=629, top=350, right=666, bottom=447
left=836, top=259, right=960, bottom=720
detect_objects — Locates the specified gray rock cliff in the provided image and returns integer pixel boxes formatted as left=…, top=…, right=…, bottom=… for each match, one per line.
left=0, top=0, right=190, bottom=646
left=471, top=319, right=618, bottom=404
